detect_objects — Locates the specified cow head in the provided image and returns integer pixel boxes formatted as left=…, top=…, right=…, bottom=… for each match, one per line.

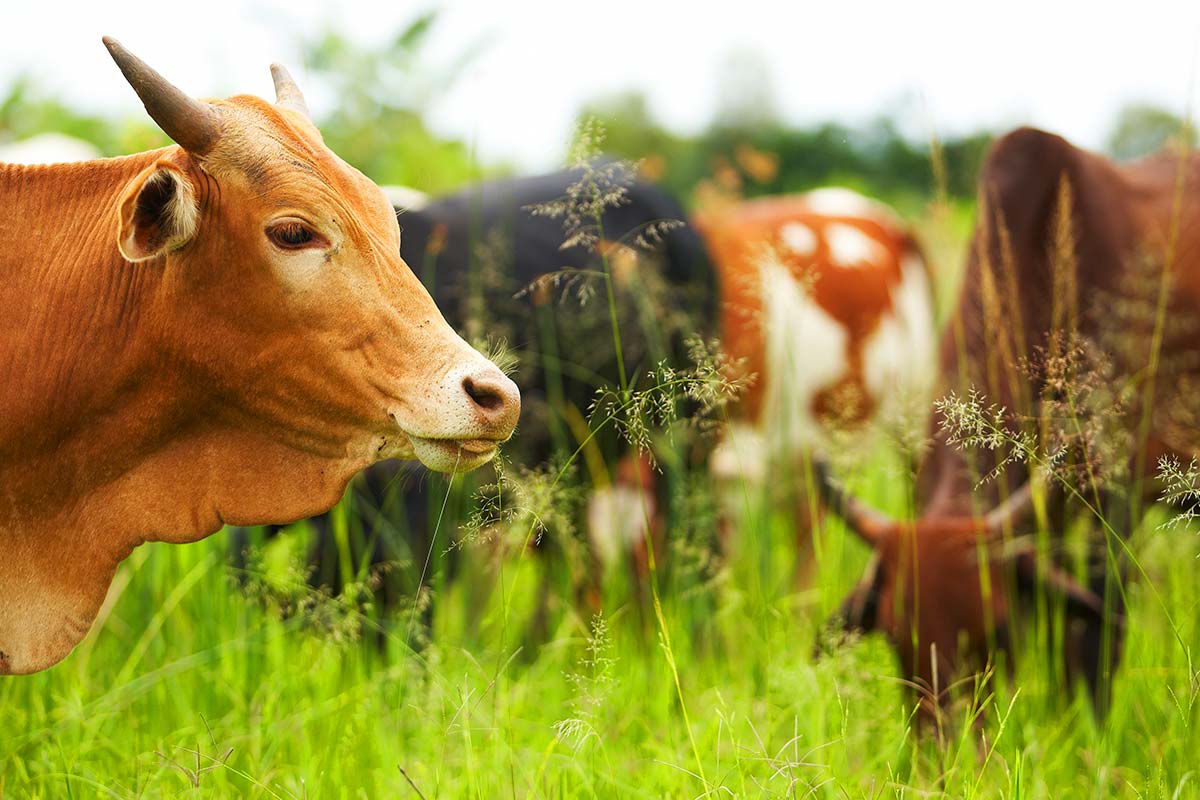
left=0, top=42, right=522, bottom=676
left=104, top=38, right=519, bottom=479
left=813, top=463, right=1109, bottom=723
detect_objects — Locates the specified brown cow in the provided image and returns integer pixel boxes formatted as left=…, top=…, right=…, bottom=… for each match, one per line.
left=0, top=39, right=519, bottom=675
left=819, top=127, right=1200, bottom=728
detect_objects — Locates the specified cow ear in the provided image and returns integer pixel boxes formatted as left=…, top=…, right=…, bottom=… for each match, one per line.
left=117, top=160, right=199, bottom=262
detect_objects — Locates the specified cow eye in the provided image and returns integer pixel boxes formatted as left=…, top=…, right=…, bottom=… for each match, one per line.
left=266, top=220, right=320, bottom=250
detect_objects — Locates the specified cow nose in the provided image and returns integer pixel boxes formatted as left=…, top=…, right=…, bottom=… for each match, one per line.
left=462, top=370, right=521, bottom=436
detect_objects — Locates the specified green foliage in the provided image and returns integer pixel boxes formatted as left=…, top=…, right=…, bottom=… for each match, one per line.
left=2, top=457, right=1198, bottom=798
left=0, top=75, right=166, bottom=156
left=577, top=89, right=996, bottom=207
left=298, top=18, right=492, bottom=192
left=0, top=14, right=490, bottom=193
left=1107, top=103, right=1196, bottom=162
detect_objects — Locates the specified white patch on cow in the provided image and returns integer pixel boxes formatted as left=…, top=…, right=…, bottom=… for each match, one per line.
left=824, top=222, right=888, bottom=268
left=710, top=421, right=767, bottom=486
left=759, top=260, right=849, bottom=454
left=778, top=221, right=817, bottom=256
left=587, top=486, right=653, bottom=567
left=380, top=185, right=429, bottom=211
left=861, top=251, right=936, bottom=435
left=803, top=187, right=901, bottom=226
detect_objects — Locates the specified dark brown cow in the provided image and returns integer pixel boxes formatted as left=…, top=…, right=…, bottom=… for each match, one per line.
left=819, top=127, right=1200, bottom=728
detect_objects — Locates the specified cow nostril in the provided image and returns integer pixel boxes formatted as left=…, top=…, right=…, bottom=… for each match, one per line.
left=463, top=375, right=504, bottom=412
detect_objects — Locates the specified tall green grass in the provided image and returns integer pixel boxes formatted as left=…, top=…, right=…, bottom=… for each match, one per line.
left=2, top=455, right=1198, bottom=798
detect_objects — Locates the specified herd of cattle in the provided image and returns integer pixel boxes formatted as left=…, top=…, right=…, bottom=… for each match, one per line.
left=2, top=40, right=1198, bottom=735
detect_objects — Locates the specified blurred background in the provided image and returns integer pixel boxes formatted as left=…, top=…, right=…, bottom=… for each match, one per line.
left=4, top=0, right=1199, bottom=206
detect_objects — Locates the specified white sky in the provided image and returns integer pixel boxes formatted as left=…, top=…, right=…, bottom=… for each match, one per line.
left=4, top=0, right=1200, bottom=169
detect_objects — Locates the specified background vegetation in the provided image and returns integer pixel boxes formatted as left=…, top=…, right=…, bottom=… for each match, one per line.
left=3, top=15, right=1200, bottom=799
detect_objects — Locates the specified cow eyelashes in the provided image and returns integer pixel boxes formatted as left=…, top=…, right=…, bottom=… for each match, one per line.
left=266, top=220, right=325, bottom=250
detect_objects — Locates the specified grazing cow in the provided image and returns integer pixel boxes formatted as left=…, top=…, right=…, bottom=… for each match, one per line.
left=0, top=39, right=518, bottom=675
left=818, top=127, right=1200, bottom=727
left=236, top=167, right=713, bottom=631
left=696, top=189, right=936, bottom=574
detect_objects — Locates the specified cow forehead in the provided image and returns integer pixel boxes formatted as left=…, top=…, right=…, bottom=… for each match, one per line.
left=202, top=96, right=391, bottom=224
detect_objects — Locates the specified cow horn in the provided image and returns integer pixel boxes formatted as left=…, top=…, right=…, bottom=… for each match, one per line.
left=811, top=461, right=894, bottom=548
left=983, top=478, right=1040, bottom=536
left=270, top=64, right=310, bottom=119
left=103, top=37, right=221, bottom=155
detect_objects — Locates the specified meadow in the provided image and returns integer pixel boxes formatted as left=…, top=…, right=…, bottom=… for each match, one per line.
left=3, top=191, right=1200, bottom=799
left=4, top=30, right=1200, bottom=792
left=2, top=458, right=1199, bottom=798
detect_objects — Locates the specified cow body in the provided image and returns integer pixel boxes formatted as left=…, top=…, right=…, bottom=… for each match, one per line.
left=0, top=41, right=518, bottom=674
left=701, top=189, right=935, bottom=481
left=395, top=167, right=715, bottom=467
left=696, top=189, right=936, bottom=585
left=823, top=128, right=1200, bottom=727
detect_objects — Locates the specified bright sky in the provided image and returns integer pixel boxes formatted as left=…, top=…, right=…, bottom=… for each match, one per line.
left=5, top=0, right=1200, bottom=169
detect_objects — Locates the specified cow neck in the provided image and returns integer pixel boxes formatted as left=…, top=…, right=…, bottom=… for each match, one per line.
left=0, top=149, right=188, bottom=518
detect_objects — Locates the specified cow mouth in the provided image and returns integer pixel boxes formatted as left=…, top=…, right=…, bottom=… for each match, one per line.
left=408, top=435, right=500, bottom=473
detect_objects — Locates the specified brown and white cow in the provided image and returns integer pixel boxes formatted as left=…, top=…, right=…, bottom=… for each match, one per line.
left=819, top=127, right=1200, bottom=728
left=699, top=189, right=935, bottom=441
left=0, top=39, right=519, bottom=674
left=689, top=189, right=936, bottom=573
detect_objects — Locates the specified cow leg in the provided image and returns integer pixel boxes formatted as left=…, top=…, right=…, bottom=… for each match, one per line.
left=409, top=473, right=444, bottom=643
left=575, top=527, right=605, bottom=624
left=791, top=484, right=822, bottom=591
left=908, top=640, right=957, bottom=744
left=525, top=548, right=560, bottom=652
left=584, top=452, right=662, bottom=630
left=708, top=422, right=766, bottom=568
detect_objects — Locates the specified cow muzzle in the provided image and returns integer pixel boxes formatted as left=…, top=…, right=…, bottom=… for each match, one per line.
left=400, top=363, right=521, bottom=473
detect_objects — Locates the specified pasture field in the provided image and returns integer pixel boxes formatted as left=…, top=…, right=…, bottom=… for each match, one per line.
left=2, top=457, right=1199, bottom=799
left=3, top=197, right=1200, bottom=800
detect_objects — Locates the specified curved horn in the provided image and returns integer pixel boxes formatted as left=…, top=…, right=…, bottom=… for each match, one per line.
left=103, top=36, right=221, bottom=155
left=811, top=461, right=894, bottom=548
left=270, top=64, right=310, bottom=119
